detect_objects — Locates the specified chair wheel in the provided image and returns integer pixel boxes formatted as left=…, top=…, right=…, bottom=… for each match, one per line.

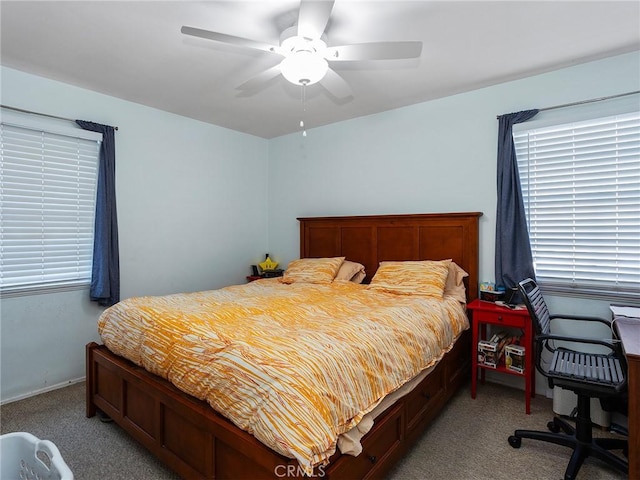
left=547, top=420, right=560, bottom=433
left=508, top=435, right=521, bottom=448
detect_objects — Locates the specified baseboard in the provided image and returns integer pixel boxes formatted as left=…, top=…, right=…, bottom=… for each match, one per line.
left=0, top=376, right=85, bottom=405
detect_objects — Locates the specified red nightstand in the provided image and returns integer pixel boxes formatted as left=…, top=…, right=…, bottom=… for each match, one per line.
left=467, top=298, right=535, bottom=414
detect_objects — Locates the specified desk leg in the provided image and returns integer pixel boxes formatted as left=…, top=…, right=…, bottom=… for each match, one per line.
left=626, top=350, right=639, bottom=479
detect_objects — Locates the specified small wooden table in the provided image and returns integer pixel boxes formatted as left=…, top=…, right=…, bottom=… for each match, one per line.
left=614, top=317, right=640, bottom=479
left=467, top=299, right=535, bottom=414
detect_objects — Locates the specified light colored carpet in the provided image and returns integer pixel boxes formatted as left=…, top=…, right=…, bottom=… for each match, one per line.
left=0, top=381, right=627, bottom=480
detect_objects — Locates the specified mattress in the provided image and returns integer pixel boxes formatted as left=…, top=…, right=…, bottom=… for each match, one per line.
left=98, top=278, right=469, bottom=473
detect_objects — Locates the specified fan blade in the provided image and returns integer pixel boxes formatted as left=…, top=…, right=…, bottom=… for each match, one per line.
left=297, top=0, right=335, bottom=39
left=236, top=64, right=282, bottom=91
left=319, top=68, right=352, bottom=99
left=327, top=41, right=423, bottom=61
left=181, top=26, right=279, bottom=55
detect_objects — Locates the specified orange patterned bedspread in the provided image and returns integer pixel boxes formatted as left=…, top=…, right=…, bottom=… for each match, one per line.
left=98, top=278, right=468, bottom=472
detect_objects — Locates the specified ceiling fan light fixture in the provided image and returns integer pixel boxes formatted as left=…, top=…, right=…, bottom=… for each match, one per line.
left=181, top=0, right=423, bottom=100
left=280, top=51, right=328, bottom=86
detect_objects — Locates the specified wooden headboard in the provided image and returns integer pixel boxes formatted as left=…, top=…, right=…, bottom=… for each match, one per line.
left=298, top=212, right=482, bottom=302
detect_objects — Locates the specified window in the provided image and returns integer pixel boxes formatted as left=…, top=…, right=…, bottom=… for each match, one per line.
left=0, top=118, right=101, bottom=296
left=514, top=110, right=640, bottom=300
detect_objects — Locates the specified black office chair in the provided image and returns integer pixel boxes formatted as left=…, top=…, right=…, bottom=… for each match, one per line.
left=507, top=278, right=628, bottom=480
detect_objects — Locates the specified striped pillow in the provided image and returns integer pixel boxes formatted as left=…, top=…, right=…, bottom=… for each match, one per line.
left=368, top=260, right=451, bottom=298
left=281, top=257, right=345, bottom=284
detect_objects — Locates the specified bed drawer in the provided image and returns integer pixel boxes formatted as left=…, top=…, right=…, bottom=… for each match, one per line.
left=444, top=330, right=471, bottom=391
left=405, top=364, right=445, bottom=434
left=327, top=403, right=403, bottom=480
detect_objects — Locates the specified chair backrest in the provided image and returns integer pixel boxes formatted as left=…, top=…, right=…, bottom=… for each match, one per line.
left=518, top=278, right=627, bottom=397
left=518, top=278, right=551, bottom=336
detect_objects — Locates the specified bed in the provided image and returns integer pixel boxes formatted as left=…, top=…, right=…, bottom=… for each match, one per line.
left=86, top=212, right=482, bottom=479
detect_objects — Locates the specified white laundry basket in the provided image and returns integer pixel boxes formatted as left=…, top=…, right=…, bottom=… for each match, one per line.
left=0, top=432, right=73, bottom=480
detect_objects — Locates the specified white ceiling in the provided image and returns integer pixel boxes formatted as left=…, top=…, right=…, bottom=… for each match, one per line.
left=1, top=1, right=639, bottom=139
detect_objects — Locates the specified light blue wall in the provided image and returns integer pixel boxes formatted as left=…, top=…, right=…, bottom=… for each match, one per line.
left=0, top=66, right=269, bottom=402
left=1, top=51, right=638, bottom=402
left=268, top=52, right=640, bottom=312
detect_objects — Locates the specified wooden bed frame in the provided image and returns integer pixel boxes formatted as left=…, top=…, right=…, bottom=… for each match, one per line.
left=86, top=212, right=482, bottom=479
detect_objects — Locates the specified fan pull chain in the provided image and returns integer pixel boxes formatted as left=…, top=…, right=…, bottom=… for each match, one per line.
left=300, top=82, right=307, bottom=137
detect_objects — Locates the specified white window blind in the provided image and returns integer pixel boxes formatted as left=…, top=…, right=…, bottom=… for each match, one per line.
left=0, top=122, right=100, bottom=295
left=514, top=111, right=640, bottom=299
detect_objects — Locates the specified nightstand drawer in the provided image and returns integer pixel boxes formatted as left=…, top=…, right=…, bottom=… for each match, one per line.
left=473, top=310, right=527, bottom=328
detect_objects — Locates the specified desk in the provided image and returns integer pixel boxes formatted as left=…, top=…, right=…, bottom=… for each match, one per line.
left=615, top=318, right=640, bottom=480
left=468, top=299, right=535, bottom=414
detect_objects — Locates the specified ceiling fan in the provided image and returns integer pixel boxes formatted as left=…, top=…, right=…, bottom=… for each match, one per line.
left=181, top=0, right=423, bottom=99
